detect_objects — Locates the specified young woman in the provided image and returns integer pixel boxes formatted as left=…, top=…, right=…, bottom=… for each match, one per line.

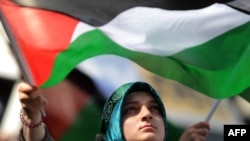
left=18, top=81, right=209, bottom=141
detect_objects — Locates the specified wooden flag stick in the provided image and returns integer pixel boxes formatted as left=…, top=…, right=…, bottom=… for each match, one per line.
left=0, top=9, right=46, bottom=117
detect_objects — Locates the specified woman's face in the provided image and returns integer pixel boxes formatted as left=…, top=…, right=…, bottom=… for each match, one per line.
left=122, top=91, right=165, bottom=141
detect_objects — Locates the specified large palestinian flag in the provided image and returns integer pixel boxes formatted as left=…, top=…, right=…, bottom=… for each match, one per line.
left=1, top=0, right=249, bottom=141
left=0, top=0, right=249, bottom=101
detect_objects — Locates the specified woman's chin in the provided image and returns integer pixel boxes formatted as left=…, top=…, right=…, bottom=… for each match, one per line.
left=138, top=133, right=160, bottom=141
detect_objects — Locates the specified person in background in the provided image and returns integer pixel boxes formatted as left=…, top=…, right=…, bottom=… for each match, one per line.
left=18, top=81, right=210, bottom=141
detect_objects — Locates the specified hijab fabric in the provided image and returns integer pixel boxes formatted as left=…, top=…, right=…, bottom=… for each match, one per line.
left=100, top=81, right=168, bottom=141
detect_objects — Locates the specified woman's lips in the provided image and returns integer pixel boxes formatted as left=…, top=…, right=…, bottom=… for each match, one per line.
left=140, top=124, right=156, bottom=131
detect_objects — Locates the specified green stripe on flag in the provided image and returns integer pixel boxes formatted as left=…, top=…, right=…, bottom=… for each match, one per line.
left=43, top=22, right=250, bottom=102
left=174, top=22, right=250, bottom=70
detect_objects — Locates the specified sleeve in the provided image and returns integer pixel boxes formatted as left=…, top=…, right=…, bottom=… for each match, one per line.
left=19, top=125, right=54, bottom=141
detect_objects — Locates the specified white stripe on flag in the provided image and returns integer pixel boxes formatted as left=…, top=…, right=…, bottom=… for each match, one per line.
left=73, top=3, right=249, bottom=56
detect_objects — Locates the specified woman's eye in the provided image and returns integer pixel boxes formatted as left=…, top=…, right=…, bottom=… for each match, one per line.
left=150, top=105, right=161, bottom=113
left=124, top=106, right=138, bottom=114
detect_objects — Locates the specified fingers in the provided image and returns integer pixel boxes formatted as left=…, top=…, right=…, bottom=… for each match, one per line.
left=20, top=95, right=48, bottom=112
left=18, top=82, right=48, bottom=114
left=18, top=82, right=41, bottom=99
left=192, top=121, right=210, bottom=130
left=189, top=127, right=209, bottom=140
left=188, top=122, right=210, bottom=136
left=189, top=133, right=207, bottom=141
left=195, top=127, right=209, bottom=136
left=179, top=122, right=210, bottom=141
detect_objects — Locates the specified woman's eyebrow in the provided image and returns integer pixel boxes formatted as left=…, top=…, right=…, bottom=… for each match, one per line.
left=123, top=101, right=138, bottom=106
left=148, top=99, right=158, bottom=104
left=124, top=99, right=158, bottom=105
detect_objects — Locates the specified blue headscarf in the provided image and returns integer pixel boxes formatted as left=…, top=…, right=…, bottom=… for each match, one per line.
left=100, top=81, right=168, bottom=141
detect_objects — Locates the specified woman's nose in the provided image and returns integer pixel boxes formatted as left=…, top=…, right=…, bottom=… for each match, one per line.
left=140, top=106, right=152, bottom=120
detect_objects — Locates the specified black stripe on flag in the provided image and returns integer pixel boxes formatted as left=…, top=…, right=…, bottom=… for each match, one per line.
left=12, top=0, right=229, bottom=26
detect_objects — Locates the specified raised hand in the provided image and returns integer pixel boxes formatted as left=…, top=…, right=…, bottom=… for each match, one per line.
left=179, top=121, right=210, bottom=141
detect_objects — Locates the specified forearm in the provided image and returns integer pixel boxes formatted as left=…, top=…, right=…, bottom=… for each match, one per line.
left=20, top=124, right=54, bottom=141
left=20, top=110, right=46, bottom=141
left=22, top=125, right=46, bottom=141
left=17, top=83, right=53, bottom=141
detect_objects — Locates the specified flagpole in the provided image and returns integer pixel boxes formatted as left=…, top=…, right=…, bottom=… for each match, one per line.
left=205, top=99, right=221, bottom=122
left=0, top=8, right=46, bottom=117
left=0, top=9, right=34, bottom=84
